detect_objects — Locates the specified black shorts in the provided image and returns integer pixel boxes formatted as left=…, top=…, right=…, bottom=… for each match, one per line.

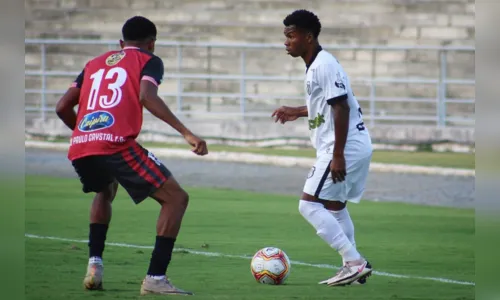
left=72, top=142, right=172, bottom=204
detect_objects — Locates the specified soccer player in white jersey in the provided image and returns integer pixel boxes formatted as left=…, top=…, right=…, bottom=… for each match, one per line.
left=272, top=9, right=373, bottom=286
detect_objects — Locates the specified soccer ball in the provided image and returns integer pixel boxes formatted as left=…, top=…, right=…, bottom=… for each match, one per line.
left=250, top=247, right=291, bottom=285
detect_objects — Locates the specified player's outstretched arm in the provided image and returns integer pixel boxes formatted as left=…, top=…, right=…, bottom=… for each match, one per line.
left=55, top=87, right=80, bottom=130
left=272, top=105, right=308, bottom=124
left=295, top=106, right=308, bottom=117
left=140, top=80, right=208, bottom=156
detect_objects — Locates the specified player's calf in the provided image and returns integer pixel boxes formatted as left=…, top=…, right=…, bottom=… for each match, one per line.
left=152, top=180, right=189, bottom=237
left=298, top=200, right=362, bottom=262
left=143, top=177, right=191, bottom=293
left=89, top=180, right=118, bottom=224
left=83, top=181, right=118, bottom=291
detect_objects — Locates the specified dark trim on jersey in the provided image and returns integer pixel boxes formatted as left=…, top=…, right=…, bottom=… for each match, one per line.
left=306, top=45, right=323, bottom=73
left=140, top=56, right=164, bottom=86
left=314, top=161, right=332, bottom=198
left=135, top=47, right=155, bottom=57
left=74, top=70, right=84, bottom=88
left=122, top=47, right=164, bottom=86
left=326, top=94, right=348, bottom=106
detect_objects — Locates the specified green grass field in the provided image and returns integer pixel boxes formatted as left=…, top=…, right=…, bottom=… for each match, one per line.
left=26, top=175, right=474, bottom=300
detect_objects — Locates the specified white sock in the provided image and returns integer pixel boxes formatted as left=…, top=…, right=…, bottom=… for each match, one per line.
left=331, top=208, right=356, bottom=264
left=147, top=275, right=166, bottom=280
left=298, top=200, right=361, bottom=262
left=89, top=256, right=103, bottom=265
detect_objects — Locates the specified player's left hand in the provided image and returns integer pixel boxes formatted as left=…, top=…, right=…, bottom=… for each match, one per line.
left=272, top=106, right=299, bottom=124
left=330, top=155, right=346, bottom=184
left=184, top=133, right=208, bottom=156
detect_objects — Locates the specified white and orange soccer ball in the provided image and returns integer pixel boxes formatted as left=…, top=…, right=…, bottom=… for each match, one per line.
left=250, top=247, right=291, bottom=285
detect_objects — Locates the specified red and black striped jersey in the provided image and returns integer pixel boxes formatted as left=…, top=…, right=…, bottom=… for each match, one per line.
left=67, top=46, right=163, bottom=161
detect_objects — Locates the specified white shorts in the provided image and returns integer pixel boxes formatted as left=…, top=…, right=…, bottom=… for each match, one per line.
left=303, top=135, right=372, bottom=203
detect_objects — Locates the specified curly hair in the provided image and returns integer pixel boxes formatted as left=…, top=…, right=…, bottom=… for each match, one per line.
left=122, top=16, right=157, bottom=42
left=283, top=9, right=321, bottom=38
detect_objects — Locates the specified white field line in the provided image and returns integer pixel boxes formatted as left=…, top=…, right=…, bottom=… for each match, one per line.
left=25, top=141, right=475, bottom=177
left=25, top=233, right=474, bottom=286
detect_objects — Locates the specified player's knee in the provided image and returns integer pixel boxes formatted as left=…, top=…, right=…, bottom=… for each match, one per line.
left=323, top=200, right=346, bottom=211
left=106, top=181, right=118, bottom=198
left=298, top=199, right=322, bottom=218
left=110, top=180, right=119, bottom=197
left=298, top=200, right=308, bottom=217
left=164, top=188, right=189, bottom=208
left=98, top=181, right=118, bottom=202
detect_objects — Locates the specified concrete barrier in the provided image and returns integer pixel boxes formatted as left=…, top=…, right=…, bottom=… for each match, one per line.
left=26, top=116, right=476, bottom=151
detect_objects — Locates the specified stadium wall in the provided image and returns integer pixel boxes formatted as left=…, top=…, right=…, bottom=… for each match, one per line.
left=25, top=0, right=475, bottom=151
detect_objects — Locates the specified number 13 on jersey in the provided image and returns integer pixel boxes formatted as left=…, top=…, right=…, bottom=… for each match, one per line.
left=87, top=67, right=128, bottom=110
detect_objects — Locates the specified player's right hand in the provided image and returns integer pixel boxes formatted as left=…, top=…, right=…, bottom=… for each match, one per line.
left=272, top=106, right=299, bottom=124
left=330, top=155, right=346, bottom=183
left=184, top=133, right=208, bottom=156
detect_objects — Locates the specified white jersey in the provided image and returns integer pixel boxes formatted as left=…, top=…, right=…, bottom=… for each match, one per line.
left=305, top=48, right=370, bottom=156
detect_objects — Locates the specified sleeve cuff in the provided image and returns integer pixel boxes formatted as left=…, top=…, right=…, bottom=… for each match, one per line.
left=326, top=94, right=348, bottom=105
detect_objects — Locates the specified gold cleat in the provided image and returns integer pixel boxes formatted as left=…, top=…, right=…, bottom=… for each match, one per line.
left=140, top=276, right=193, bottom=296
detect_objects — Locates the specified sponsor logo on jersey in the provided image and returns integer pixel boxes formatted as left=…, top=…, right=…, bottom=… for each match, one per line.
left=335, top=72, right=345, bottom=90
left=308, top=113, right=325, bottom=130
left=306, top=81, right=312, bottom=95
left=78, top=111, right=115, bottom=132
left=106, top=51, right=126, bottom=66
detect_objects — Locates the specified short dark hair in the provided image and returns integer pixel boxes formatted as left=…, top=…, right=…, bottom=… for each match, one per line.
left=283, top=10, right=321, bottom=38
left=122, top=16, right=157, bottom=42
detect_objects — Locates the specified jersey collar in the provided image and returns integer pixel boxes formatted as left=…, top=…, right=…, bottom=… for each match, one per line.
left=123, top=46, right=140, bottom=50
left=305, top=45, right=323, bottom=73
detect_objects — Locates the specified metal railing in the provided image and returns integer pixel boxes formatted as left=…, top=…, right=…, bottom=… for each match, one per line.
left=25, top=39, right=475, bottom=127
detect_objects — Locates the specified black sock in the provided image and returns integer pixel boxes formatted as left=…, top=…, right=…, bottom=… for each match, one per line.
left=147, top=236, right=176, bottom=276
left=88, top=223, right=108, bottom=258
